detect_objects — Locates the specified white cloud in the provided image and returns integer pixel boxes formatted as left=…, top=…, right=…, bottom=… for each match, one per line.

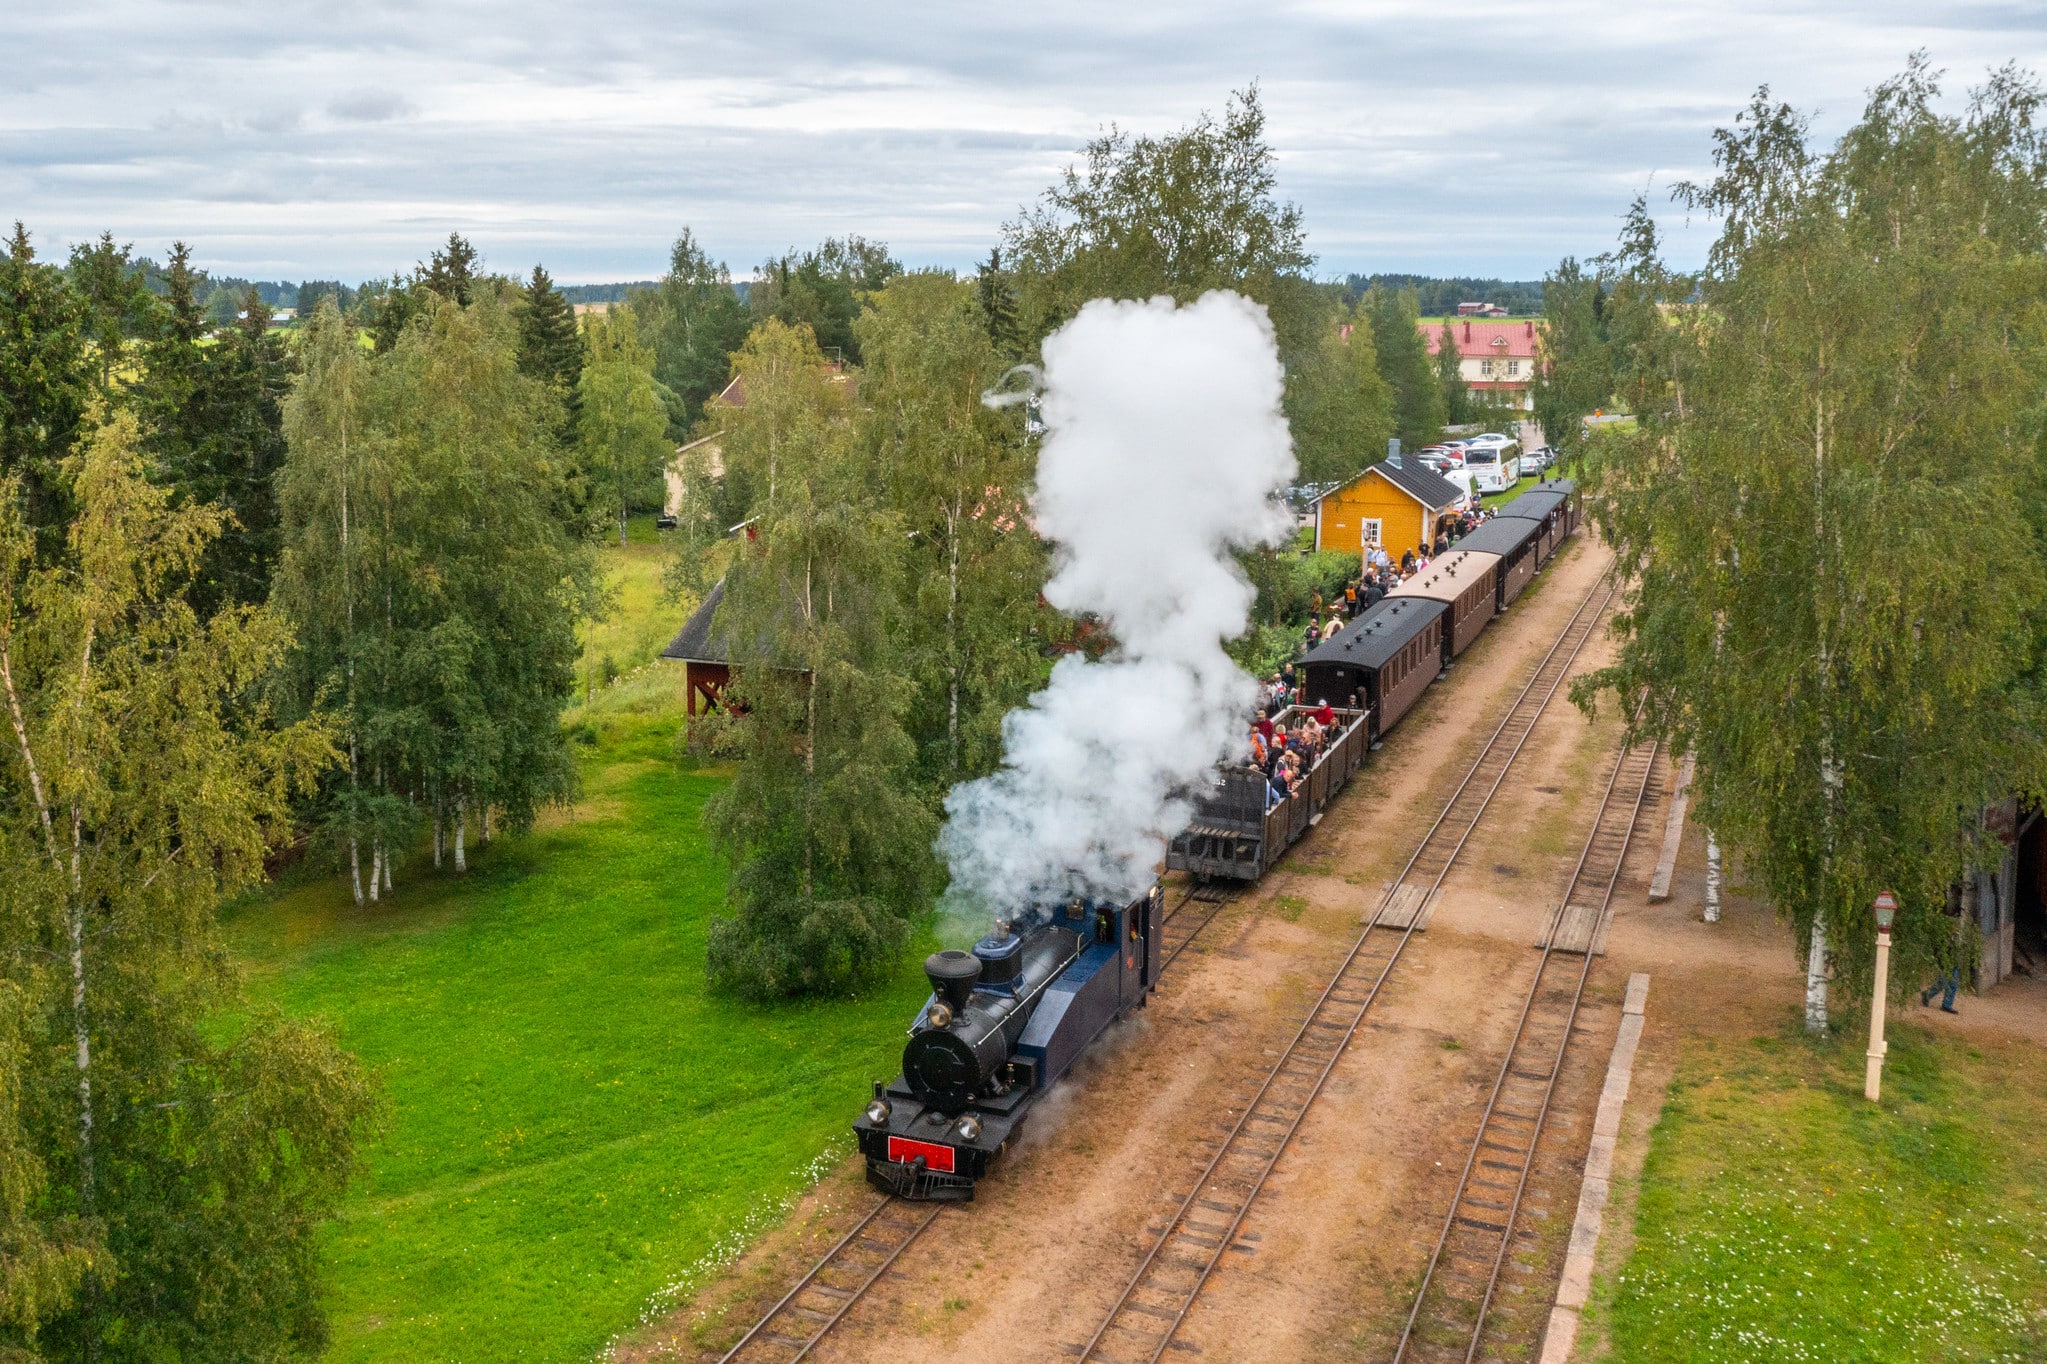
left=3, top=1, right=2043, bottom=281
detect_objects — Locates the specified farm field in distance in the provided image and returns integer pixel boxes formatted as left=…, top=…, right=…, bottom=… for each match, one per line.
left=223, top=525, right=933, bottom=1362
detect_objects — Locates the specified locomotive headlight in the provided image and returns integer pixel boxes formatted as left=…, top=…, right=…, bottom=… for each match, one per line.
left=864, top=1097, right=891, bottom=1126
left=925, top=1002, right=954, bottom=1029
left=955, top=1115, right=982, bottom=1142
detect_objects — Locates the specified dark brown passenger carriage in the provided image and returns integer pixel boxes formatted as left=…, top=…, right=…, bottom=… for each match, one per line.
left=1497, top=488, right=1567, bottom=566
left=1164, top=704, right=1370, bottom=881
left=1301, top=596, right=1447, bottom=744
left=1452, top=516, right=1541, bottom=610
left=1527, top=477, right=1580, bottom=537
left=1387, top=549, right=1500, bottom=667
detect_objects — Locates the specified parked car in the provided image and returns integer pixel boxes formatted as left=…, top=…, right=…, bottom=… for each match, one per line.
left=1524, top=445, right=1557, bottom=473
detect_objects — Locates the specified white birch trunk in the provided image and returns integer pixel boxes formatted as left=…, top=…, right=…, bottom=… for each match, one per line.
left=1704, top=834, right=1722, bottom=922
left=368, top=840, right=382, bottom=902
left=383, top=841, right=394, bottom=893
left=67, top=889, right=92, bottom=1212
left=454, top=799, right=467, bottom=873
left=350, top=837, right=363, bottom=904
left=1805, top=917, right=1830, bottom=1032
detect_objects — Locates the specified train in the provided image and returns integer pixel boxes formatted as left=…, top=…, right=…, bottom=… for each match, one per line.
left=1167, top=477, right=1580, bottom=884
left=855, top=477, right=1580, bottom=1201
left=855, top=889, right=1163, bottom=1201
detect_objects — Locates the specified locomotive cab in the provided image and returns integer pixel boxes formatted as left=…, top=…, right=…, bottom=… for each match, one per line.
left=854, top=885, right=1163, bottom=1200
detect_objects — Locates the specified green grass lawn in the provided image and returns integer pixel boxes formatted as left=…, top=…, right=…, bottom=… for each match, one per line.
left=1594, top=1017, right=2047, bottom=1363
left=224, top=528, right=932, bottom=1362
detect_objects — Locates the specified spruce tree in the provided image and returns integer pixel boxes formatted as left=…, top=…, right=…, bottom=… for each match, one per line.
left=420, top=232, right=478, bottom=305
left=65, top=232, right=149, bottom=395
left=1433, top=318, right=1470, bottom=427
left=517, top=264, right=582, bottom=421
left=639, top=228, right=751, bottom=434
left=1364, top=285, right=1446, bottom=449
left=0, top=223, right=90, bottom=563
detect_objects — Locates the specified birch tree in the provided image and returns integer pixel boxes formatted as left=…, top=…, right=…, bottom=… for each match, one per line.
left=703, top=321, right=933, bottom=999
left=276, top=296, right=591, bottom=897
left=578, top=303, right=670, bottom=545
left=1574, top=61, right=2047, bottom=1031
left=0, top=411, right=375, bottom=1357
left=853, top=273, right=1049, bottom=786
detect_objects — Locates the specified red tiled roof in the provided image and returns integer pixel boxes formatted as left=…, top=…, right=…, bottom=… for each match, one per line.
left=1423, top=319, right=1539, bottom=360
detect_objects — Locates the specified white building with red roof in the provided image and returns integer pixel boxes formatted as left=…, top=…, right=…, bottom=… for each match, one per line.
left=1424, top=319, right=1541, bottom=411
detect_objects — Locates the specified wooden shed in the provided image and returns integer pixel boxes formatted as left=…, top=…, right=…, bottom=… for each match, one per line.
left=1388, top=549, right=1501, bottom=666
left=1312, top=460, right=1466, bottom=565
left=660, top=578, right=732, bottom=717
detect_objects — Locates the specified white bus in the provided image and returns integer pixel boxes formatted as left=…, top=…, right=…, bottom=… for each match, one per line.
left=1462, top=439, right=1522, bottom=494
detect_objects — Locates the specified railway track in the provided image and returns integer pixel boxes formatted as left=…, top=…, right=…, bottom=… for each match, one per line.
left=716, top=1196, right=942, bottom=1364
left=1393, top=719, right=1660, bottom=1364
left=1073, top=565, right=1618, bottom=1364
left=715, top=866, right=1234, bottom=1360
left=1158, top=878, right=1237, bottom=972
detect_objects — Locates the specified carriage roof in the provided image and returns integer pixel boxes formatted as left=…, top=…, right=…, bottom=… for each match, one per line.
left=1303, top=595, right=1447, bottom=671
left=1386, top=550, right=1502, bottom=606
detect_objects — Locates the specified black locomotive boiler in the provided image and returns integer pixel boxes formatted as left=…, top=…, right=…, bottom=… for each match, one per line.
left=854, top=888, right=1163, bottom=1200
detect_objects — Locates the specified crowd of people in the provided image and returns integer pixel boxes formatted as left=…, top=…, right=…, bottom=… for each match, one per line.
left=1246, top=670, right=1343, bottom=806
left=1241, top=499, right=1503, bottom=808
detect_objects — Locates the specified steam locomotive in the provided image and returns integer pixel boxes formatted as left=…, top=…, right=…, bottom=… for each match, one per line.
left=854, top=888, right=1163, bottom=1200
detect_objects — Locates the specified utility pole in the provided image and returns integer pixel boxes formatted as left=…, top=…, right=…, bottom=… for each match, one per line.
left=1865, top=890, right=1898, bottom=1101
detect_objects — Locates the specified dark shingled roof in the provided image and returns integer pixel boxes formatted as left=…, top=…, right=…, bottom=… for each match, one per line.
left=1302, top=595, right=1447, bottom=671
left=1370, top=458, right=1465, bottom=511
left=1453, top=516, right=1540, bottom=558
left=660, top=578, right=727, bottom=664
left=1497, top=488, right=1565, bottom=522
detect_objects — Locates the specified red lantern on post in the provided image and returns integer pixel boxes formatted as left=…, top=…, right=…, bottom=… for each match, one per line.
left=1873, top=890, right=1898, bottom=934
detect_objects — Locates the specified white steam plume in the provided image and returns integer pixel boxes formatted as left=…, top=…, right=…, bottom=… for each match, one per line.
left=938, top=292, right=1296, bottom=918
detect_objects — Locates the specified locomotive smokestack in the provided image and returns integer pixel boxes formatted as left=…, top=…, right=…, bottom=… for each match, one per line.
left=924, top=950, right=981, bottom=1011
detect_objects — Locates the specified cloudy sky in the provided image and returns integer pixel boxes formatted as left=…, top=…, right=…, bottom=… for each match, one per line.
left=7, top=2, right=2045, bottom=286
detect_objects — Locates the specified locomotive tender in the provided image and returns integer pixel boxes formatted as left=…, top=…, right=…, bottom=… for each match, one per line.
left=855, top=888, right=1163, bottom=1200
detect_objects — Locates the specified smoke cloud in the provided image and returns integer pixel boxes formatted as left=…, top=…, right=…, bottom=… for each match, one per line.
left=937, top=291, right=1296, bottom=918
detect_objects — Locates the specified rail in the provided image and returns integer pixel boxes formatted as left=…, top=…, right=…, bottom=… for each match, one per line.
left=1392, top=714, right=1659, bottom=1364
left=1075, top=564, right=1618, bottom=1364
left=716, top=1196, right=942, bottom=1364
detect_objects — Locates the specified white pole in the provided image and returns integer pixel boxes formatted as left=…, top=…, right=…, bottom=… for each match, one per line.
left=1865, top=926, right=1891, bottom=1101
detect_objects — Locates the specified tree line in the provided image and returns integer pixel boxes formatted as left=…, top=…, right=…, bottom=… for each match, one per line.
left=1546, top=57, right=2047, bottom=1032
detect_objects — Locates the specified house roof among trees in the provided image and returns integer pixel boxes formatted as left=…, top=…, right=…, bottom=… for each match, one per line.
left=1425, top=319, right=1540, bottom=359
left=1310, top=459, right=1464, bottom=514
left=661, top=578, right=728, bottom=664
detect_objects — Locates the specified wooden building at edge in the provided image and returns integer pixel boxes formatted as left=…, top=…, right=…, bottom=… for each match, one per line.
left=1312, top=460, right=1466, bottom=564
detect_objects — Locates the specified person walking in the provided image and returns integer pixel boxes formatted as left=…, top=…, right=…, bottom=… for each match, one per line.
left=1921, top=964, right=1962, bottom=1013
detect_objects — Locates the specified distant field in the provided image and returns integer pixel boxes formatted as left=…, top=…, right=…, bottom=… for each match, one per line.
left=225, top=523, right=934, bottom=1362
left=1592, top=1018, right=2047, bottom=1362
